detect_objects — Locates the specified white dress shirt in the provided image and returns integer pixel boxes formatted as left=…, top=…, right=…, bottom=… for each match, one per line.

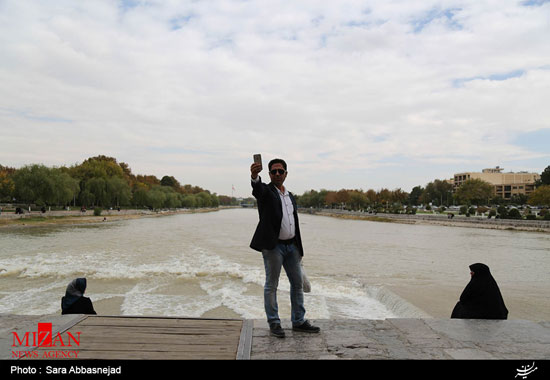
left=276, top=186, right=295, bottom=240
left=251, top=176, right=295, bottom=240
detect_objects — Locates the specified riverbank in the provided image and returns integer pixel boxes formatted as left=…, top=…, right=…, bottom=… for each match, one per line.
left=303, top=209, right=550, bottom=233
left=0, top=208, right=220, bottom=229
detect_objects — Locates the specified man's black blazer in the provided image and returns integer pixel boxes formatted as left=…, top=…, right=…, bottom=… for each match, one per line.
left=250, top=177, right=304, bottom=256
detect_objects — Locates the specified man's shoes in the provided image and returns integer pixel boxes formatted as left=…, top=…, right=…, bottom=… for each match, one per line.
left=269, top=323, right=286, bottom=338
left=292, top=320, right=320, bottom=333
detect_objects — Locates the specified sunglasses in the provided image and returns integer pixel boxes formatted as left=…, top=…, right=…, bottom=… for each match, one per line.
left=269, top=169, right=286, bottom=175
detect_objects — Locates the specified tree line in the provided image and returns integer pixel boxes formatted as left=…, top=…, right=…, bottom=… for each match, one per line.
left=296, top=165, right=550, bottom=214
left=2, top=158, right=549, bottom=213
left=0, top=156, right=219, bottom=210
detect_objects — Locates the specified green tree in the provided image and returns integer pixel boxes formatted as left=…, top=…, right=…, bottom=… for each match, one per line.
left=147, top=186, right=167, bottom=209
left=298, top=189, right=329, bottom=208
left=164, top=191, right=181, bottom=208
left=0, top=165, right=15, bottom=201
left=71, top=156, right=129, bottom=207
left=408, top=186, right=424, bottom=206
left=510, top=194, right=528, bottom=205
left=211, top=193, right=220, bottom=208
left=181, top=194, right=197, bottom=208
left=528, top=185, right=550, bottom=206
left=71, top=155, right=125, bottom=180
left=539, top=165, right=550, bottom=186
left=497, top=205, right=508, bottom=218
left=454, top=179, right=493, bottom=205
left=421, top=179, right=453, bottom=206
left=11, top=165, right=78, bottom=206
left=7, top=156, right=218, bottom=210
left=390, top=188, right=408, bottom=205
left=160, top=175, right=181, bottom=190
left=131, top=187, right=149, bottom=208
left=377, top=188, right=392, bottom=210
left=135, top=174, right=160, bottom=189
left=365, top=189, right=377, bottom=206
left=507, top=208, right=522, bottom=219
left=85, top=177, right=109, bottom=207
left=195, top=191, right=213, bottom=207
left=218, top=195, right=236, bottom=206
left=106, top=176, right=131, bottom=207
left=348, top=190, right=367, bottom=210
left=12, top=164, right=54, bottom=205
left=50, top=169, right=80, bottom=206
left=79, top=190, right=95, bottom=207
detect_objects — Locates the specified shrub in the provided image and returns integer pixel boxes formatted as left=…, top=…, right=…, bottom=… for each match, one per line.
left=507, top=208, right=521, bottom=219
left=93, top=207, right=102, bottom=216
left=405, top=206, right=417, bottom=214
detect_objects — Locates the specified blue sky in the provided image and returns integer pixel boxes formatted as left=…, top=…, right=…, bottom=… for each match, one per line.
left=0, top=0, right=549, bottom=197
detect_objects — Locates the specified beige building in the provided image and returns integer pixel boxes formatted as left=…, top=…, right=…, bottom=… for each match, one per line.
left=453, top=166, right=540, bottom=200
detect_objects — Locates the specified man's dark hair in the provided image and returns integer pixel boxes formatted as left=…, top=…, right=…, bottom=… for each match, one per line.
left=268, top=158, right=287, bottom=171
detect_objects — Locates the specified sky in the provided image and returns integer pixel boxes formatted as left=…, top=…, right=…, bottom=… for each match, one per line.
left=1, top=0, right=549, bottom=198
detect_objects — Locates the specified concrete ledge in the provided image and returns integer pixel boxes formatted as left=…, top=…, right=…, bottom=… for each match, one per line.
left=251, top=318, right=550, bottom=360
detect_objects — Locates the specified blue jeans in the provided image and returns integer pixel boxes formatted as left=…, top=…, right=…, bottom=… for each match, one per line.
left=262, top=243, right=305, bottom=326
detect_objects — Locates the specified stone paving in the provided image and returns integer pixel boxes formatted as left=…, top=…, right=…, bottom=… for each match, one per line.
left=250, top=318, right=550, bottom=360
left=2, top=314, right=549, bottom=360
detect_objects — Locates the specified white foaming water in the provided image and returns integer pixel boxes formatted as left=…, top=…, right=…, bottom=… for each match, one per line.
left=2, top=208, right=549, bottom=320
left=0, top=224, right=397, bottom=318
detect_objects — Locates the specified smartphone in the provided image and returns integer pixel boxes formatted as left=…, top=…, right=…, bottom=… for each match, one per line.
left=253, top=154, right=262, bottom=169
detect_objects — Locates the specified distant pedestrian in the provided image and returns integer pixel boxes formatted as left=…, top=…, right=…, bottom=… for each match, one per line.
left=61, top=278, right=97, bottom=315
left=451, top=263, right=508, bottom=319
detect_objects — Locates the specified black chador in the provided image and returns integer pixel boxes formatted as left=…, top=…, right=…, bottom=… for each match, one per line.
left=451, top=263, right=508, bottom=320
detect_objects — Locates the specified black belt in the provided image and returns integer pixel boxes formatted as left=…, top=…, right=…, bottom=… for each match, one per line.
left=278, top=238, right=295, bottom=245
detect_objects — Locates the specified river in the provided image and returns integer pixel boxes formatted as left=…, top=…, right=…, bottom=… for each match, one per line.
left=1, top=208, right=548, bottom=321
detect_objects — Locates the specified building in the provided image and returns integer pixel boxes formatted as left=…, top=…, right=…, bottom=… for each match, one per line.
left=453, top=166, right=540, bottom=200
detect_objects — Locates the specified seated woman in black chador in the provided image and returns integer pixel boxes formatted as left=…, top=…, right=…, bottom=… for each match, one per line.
left=61, top=278, right=97, bottom=315
left=451, top=263, right=508, bottom=320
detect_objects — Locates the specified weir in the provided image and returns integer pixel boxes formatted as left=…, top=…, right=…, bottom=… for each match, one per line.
left=363, top=285, right=431, bottom=318
left=1, top=314, right=548, bottom=360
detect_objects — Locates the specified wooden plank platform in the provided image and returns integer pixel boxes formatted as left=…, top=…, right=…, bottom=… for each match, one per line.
left=26, top=316, right=251, bottom=360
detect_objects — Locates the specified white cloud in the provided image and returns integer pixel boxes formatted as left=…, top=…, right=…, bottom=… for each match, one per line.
left=1, top=0, right=549, bottom=196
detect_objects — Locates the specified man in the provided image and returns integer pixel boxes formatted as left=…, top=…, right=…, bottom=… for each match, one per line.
left=250, top=158, right=320, bottom=338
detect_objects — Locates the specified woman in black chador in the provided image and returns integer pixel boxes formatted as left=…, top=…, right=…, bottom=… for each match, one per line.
left=451, top=263, right=508, bottom=320
left=61, top=278, right=97, bottom=315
